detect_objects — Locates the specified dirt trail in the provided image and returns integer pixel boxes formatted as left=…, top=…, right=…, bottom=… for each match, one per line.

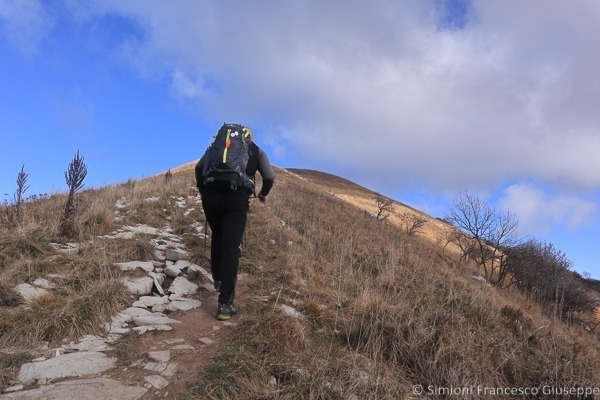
left=117, top=282, right=247, bottom=400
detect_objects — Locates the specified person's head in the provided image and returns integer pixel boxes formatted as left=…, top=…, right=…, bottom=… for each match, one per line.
left=244, top=126, right=254, bottom=141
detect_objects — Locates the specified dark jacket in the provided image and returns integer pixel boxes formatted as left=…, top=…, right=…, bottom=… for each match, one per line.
left=195, top=142, right=275, bottom=197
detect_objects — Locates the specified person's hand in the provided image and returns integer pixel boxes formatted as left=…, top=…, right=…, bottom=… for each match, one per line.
left=258, top=193, right=267, bottom=204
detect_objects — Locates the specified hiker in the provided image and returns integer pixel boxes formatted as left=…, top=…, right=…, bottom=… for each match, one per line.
left=195, top=123, right=275, bottom=320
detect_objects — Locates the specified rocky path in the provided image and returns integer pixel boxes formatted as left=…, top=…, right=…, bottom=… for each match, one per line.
left=1, top=196, right=244, bottom=400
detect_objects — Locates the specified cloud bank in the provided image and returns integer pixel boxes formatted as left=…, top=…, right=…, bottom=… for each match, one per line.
left=499, top=182, right=596, bottom=235
left=56, top=0, right=600, bottom=192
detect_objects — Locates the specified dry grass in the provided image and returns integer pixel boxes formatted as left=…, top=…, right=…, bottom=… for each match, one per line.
left=3, top=164, right=600, bottom=398
left=186, top=168, right=600, bottom=399
left=0, top=351, right=31, bottom=389
left=110, top=331, right=144, bottom=366
left=0, top=169, right=202, bottom=389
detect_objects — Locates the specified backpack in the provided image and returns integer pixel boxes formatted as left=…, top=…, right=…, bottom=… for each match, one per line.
left=202, top=123, right=255, bottom=192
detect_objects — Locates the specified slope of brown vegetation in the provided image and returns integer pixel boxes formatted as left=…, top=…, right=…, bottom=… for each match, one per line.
left=2, top=164, right=600, bottom=399
left=184, top=167, right=600, bottom=399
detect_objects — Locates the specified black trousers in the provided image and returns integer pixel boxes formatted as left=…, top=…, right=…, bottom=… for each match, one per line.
left=201, top=186, right=249, bottom=305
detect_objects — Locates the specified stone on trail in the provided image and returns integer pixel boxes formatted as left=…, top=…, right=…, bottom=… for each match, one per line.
left=116, top=261, right=155, bottom=272
left=199, top=337, right=214, bottom=345
left=31, top=278, right=53, bottom=289
left=132, top=325, right=173, bottom=334
left=149, top=273, right=166, bottom=295
left=132, top=314, right=181, bottom=327
left=0, top=377, right=146, bottom=400
left=173, top=259, right=192, bottom=269
left=121, top=307, right=153, bottom=317
left=168, top=277, right=198, bottom=296
left=165, top=249, right=188, bottom=262
left=62, top=335, right=111, bottom=352
left=166, top=297, right=202, bottom=312
left=144, top=375, right=170, bottom=390
left=147, top=350, right=171, bottom=363
left=144, top=362, right=177, bottom=377
left=138, top=295, right=169, bottom=308
left=17, top=351, right=116, bottom=385
left=121, top=277, right=154, bottom=295
left=164, top=264, right=182, bottom=278
left=171, top=344, right=195, bottom=351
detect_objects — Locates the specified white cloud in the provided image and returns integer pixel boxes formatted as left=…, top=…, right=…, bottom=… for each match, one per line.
left=498, top=182, right=596, bottom=234
left=63, top=0, right=600, bottom=192
left=0, top=0, right=53, bottom=55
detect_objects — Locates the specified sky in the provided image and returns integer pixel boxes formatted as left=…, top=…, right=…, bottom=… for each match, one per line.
left=1, top=0, right=599, bottom=278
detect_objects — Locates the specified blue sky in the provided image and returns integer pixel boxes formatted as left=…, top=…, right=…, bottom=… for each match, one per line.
left=1, top=1, right=599, bottom=278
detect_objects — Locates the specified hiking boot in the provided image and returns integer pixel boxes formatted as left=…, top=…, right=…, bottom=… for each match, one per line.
left=213, top=280, right=221, bottom=291
left=216, top=303, right=238, bottom=321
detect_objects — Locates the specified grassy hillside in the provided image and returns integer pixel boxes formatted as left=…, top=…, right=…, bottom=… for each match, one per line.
left=185, top=168, right=600, bottom=399
left=0, top=171, right=204, bottom=389
left=1, top=166, right=600, bottom=399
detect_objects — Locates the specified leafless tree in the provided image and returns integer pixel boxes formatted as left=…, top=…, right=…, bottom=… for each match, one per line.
left=403, top=212, right=428, bottom=236
left=59, top=151, right=88, bottom=237
left=374, top=193, right=393, bottom=221
left=445, top=191, right=519, bottom=285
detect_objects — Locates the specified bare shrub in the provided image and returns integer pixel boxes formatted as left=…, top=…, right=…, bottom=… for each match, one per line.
left=445, top=191, right=519, bottom=285
left=59, top=151, right=88, bottom=237
left=402, top=212, right=428, bottom=236
left=14, top=165, right=29, bottom=226
left=0, top=352, right=31, bottom=391
left=504, top=239, right=595, bottom=319
left=112, top=332, right=144, bottom=366
left=374, top=193, right=393, bottom=221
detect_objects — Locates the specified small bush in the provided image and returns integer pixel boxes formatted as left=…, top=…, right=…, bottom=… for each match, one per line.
left=111, top=332, right=144, bottom=366
left=0, top=352, right=31, bottom=391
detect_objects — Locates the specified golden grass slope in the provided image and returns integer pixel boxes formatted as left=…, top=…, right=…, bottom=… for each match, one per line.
left=3, top=161, right=600, bottom=398
left=287, top=168, right=457, bottom=248
left=186, top=166, right=600, bottom=399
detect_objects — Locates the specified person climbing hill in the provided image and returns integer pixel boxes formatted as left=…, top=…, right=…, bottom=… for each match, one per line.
left=195, top=123, right=275, bottom=320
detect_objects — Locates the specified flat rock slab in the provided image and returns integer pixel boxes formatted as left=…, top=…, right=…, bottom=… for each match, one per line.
left=132, top=314, right=181, bottom=326
left=137, top=295, right=169, bottom=308
left=62, top=335, right=111, bottom=352
left=144, top=375, right=169, bottom=390
left=144, top=362, right=177, bottom=377
left=0, top=377, right=147, bottom=400
left=121, top=277, right=154, bottom=295
left=123, top=224, right=163, bottom=235
left=168, top=277, right=198, bottom=295
left=165, top=249, right=188, bottom=261
left=116, top=261, right=155, bottom=272
left=166, top=298, right=202, bottom=312
left=147, top=350, right=171, bottom=363
left=18, top=351, right=116, bottom=384
left=132, top=325, right=173, bottom=334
